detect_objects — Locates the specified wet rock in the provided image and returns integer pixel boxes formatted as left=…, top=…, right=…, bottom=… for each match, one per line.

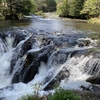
left=77, top=38, right=91, bottom=47
left=86, top=76, right=100, bottom=84
left=11, top=46, right=54, bottom=83
left=12, top=32, right=26, bottom=47
left=92, top=51, right=100, bottom=58
left=84, top=58, right=100, bottom=76
left=10, top=35, right=35, bottom=74
left=0, top=32, right=7, bottom=41
left=22, top=59, right=40, bottom=83
left=80, top=84, right=100, bottom=92
left=44, top=67, right=70, bottom=90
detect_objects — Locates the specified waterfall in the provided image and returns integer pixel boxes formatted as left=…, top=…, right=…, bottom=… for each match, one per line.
left=0, top=28, right=99, bottom=100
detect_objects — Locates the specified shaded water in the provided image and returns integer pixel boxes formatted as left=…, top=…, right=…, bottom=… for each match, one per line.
left=0, top=16, right=100, bottom=100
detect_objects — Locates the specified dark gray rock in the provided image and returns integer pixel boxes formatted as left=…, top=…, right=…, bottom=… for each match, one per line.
left=44, top=67, right=70, bottom=90
left=86, top=76, right=100, bottom=84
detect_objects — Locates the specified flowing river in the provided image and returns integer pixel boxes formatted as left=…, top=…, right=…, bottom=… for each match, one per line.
left=0, top=16, right=100, bottom=100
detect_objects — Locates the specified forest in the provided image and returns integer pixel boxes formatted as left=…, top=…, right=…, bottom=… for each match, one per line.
left=0, top=0, right=100, bottom=21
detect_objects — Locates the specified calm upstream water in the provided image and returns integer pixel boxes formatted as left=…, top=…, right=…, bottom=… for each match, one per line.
left=0, top=16, right=100, bottom=33
left=0, top=16, right=100, bottom=100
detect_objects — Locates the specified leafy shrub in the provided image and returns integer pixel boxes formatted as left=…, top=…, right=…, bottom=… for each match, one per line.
left=47, top=88, right=81, bottom=100
left=19, top=88, right=81, bottom=100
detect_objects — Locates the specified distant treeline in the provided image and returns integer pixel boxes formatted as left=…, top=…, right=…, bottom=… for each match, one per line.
left=34, top=0, right=56, bottom=12
left=0, top=0, right=100, bottom=20
left=0, top=0, right=56, bottom=20
left=56, top=0, right=100, bottom=19
left=0, top=0, right=36, bottom=20
left=35, top=0, right=100, bottom=19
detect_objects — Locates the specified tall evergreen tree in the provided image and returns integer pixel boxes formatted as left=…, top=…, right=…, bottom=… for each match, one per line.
left=57, top=0, right=69, bottom=17
left=69, top=0, right=85, bottom=18
left=46, top=0, right=56, bottom=12
left=34, top=0, right=47, bottom=12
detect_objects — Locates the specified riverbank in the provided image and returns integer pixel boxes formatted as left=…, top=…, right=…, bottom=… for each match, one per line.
left=45, top=12, right=100, bottom=25
left=88, top=17, right=100, bottom=25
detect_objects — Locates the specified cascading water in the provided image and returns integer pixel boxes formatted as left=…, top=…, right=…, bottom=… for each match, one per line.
left=0, top=19, right=100, bottom=100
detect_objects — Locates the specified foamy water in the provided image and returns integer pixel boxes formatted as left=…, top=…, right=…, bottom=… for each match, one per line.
left=0, top=28, right=98, bottom=100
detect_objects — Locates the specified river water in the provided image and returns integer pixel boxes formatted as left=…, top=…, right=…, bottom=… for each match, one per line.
left=0, top=16, right=100, bottom=100
left=0, top=16, right=100, bottom=33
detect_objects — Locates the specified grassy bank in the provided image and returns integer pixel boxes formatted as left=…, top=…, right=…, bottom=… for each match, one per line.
left=88, top=17, right=100, bottom=25
left=18, top=88, right=100, bottom=100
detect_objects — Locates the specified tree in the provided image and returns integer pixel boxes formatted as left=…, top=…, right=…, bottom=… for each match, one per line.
left=57, top=0, right=85, bottom=18
left=3, top=0, right=36, bottom=19
left=46, top=0, right=56, bottom=12
left=68, top=0, right=85, bottom=18
left=35, top=0, right=56, bottom=12
left=16, top=0, right=36, bottom=16
left=34, top=0, right=47, bottom=12
left=55, top=0, right=63, bottom=4
left=57, top=0, right=69, bottom=17
left=81, top=0, right=100, bottom=18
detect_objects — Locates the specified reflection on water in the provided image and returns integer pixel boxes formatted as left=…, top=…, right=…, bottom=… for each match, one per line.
left=0, top=17, right=100, bottom=33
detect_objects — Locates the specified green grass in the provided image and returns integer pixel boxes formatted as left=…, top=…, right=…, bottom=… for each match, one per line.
left=18, top=94, right=45, bottom=100
left=48, top=88, right=81, bottom=100
left=18, top=88, right=100, bottom=100
left=19, top=88, right=81, bottom=100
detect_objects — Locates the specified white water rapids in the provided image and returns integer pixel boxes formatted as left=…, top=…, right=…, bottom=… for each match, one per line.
left=0, top=33, right=95, bottom=100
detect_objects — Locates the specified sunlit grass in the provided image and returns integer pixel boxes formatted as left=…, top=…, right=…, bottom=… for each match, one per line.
left=88, top=18, right=100, bottom=25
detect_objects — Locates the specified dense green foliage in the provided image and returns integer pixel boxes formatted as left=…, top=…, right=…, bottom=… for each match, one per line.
left=81, top=0, right=100, bottom=18
left=69, top=0, right=85, bottom=18
left=57, top=0, right=69, bottom=17
left=19, top=88, right=81, bottom=100
left=55, top=0, right=62, bottom=3
left=0, top=0, right=100, bottom=20
left=57, top=0, right=100, bottom=19
left=57, top=0, right=85, bottom=18
left=0, top=0, right=36, bottom=19
left=35, top=0, right=56, bottom=12
left=46, top=0, right=56, bottom=12
left=34, top=0, right=46, bottom=12
left=48, top=88, right=81, bottom=100
left=16, top=0, right=36, bottom=15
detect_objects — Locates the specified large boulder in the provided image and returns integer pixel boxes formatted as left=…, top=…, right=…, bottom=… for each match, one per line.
left=10, top=35, right=35, bottom=74
left=11, top=46, right=54, bottom=83
left=86, top=76, right=100, bottom=84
